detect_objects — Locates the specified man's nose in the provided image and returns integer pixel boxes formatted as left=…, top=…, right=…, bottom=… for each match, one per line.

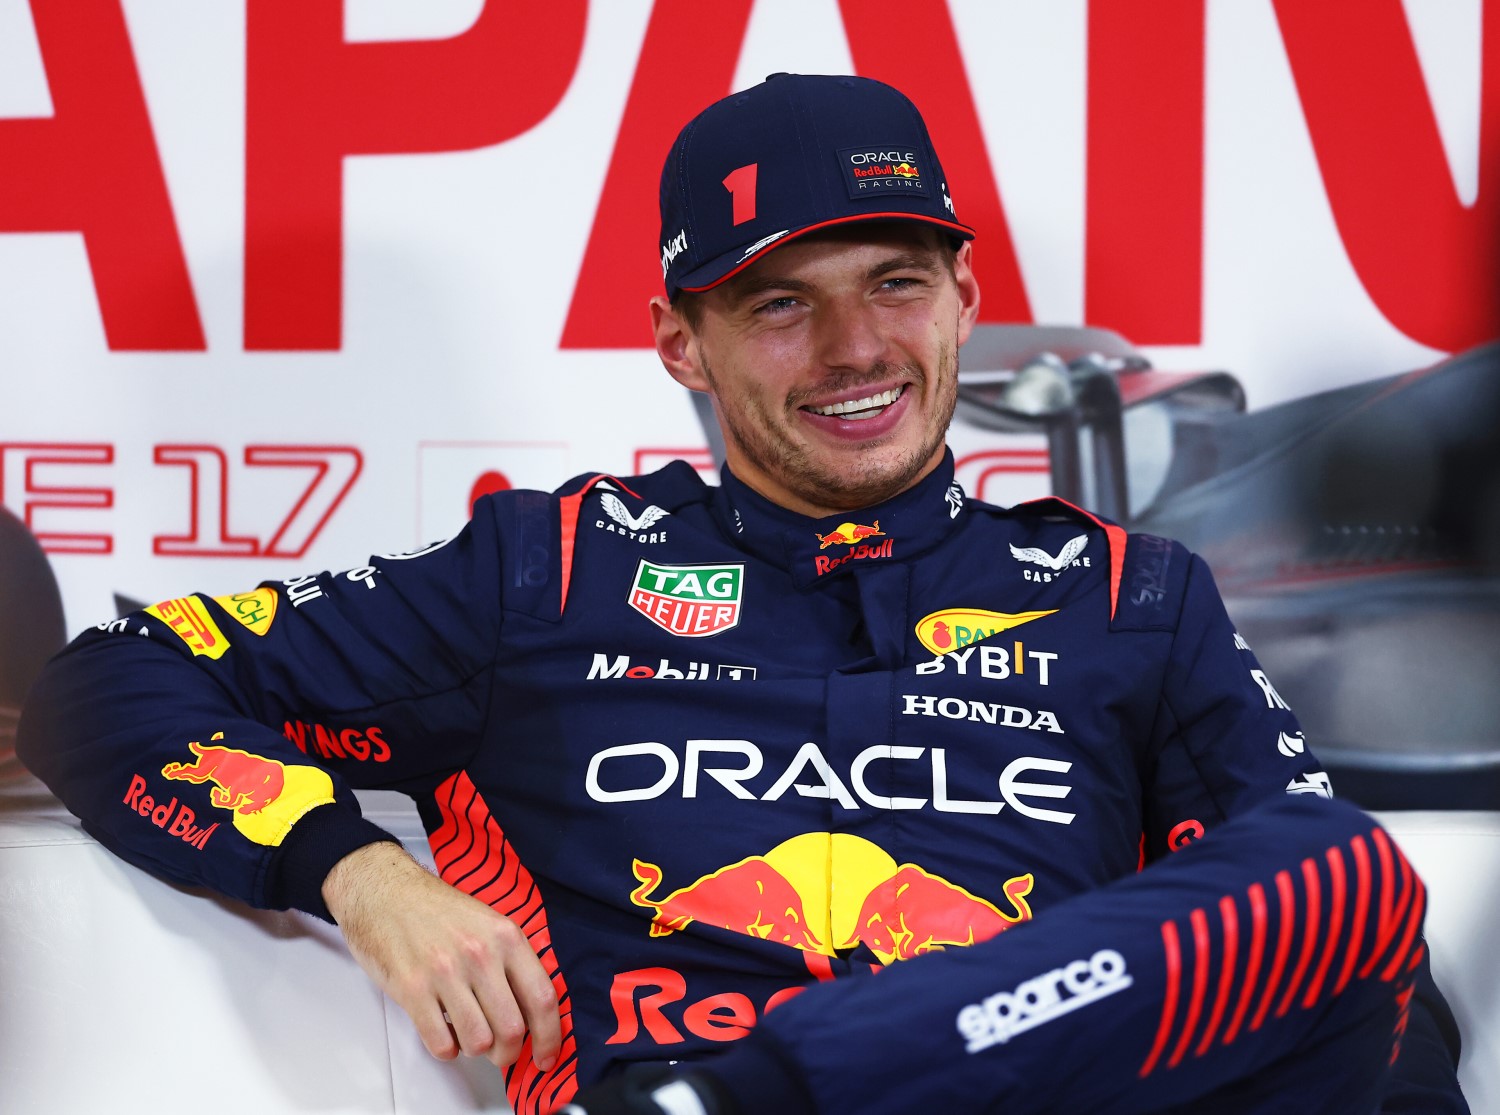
left=812, top=298, right=892, bottom=371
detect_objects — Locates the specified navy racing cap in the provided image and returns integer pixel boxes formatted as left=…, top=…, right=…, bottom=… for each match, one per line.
left=659, top=72, right=976, bottom=299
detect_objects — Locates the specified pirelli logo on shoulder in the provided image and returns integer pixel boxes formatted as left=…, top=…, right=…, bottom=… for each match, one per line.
left=629, top=560, right=743, bottom=637
left=146, top=596, right=230, bottom=659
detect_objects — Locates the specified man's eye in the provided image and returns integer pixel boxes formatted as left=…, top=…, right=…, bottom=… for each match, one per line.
left=756, top=297, right=800, bottom=315
left=881, top=276, right=921, bottom=291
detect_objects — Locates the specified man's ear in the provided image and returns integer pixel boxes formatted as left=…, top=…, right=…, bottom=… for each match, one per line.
left=953, top=241, right=981, bottom=348
left=651, top=296, right=710, bottom=392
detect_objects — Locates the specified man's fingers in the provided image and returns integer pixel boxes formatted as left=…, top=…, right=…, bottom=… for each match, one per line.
left=442, top=991, right=509, bottom=1063
left=467, top=915, right=562, bottom=1069
left=467, top=980, right=532, bottom=1068
left=508, top=956, right=563, bottom=1070
left=411, top=1000, right=461, bottom=1061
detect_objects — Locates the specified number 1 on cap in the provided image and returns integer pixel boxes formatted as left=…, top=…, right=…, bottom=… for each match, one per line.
left=723, top=163, right=759, bottom=226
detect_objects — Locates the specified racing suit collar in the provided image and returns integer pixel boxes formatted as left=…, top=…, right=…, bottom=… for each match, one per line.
left=713, top=449, right=966, bottom=589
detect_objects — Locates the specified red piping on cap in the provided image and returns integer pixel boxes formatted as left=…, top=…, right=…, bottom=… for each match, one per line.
left=679, top=212, right=976, bottom=293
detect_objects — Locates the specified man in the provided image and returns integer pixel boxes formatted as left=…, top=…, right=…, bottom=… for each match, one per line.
left=19, top=74, right=1463, bottom=1114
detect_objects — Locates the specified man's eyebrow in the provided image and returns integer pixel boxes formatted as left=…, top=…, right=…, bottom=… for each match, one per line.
left=867, top=253, right=945, bottom=280
left=721, top=274, right=813, bottom=305
left=723, top=252, right=945, bottom=305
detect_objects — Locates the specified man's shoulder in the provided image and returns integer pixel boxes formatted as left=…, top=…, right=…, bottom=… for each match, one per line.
left=961, top=495, right=1199, bottom=630
left=552, top=460, right=715, bottom=514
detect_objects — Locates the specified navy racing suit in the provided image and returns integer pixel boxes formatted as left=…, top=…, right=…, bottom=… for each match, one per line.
left=17, top=451, right=1464, bottom=1114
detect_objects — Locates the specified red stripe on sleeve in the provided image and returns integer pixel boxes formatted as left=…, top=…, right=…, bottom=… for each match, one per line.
left=1169, top=909, right=1211, bottom=1068
left=1365, top=831, right=1415, bottom=978
left=1381, top=875, right=1427, bottom=982
left=1275, top=858, right=1323, bottom=1018
left=1139, top=920, right=1183, bottom=1079
left=1222, top=881, right=1268, bottom=1046
left=1360, top=827, right=1399, bottom=979
left=1302, top=846, right=1348, bottom=1008
left=1406, top=940, right=1427, bottom=975
left=1335, top=835, right=1373, bottom=996
left=1251, top=870, right=1296, bottom=1032
left=1195, top=895, right=1239, bottom=1055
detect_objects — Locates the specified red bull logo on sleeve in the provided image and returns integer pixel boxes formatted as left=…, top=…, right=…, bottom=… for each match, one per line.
left=628, top=560, right=743, bottom=637
left=629, top=832, right=1034, bottom=966
left=212, top=587, right=278, bottom=636
left=160, top=732, right=335, bottom=846
left=146, top=596, right=231, bottom=659
left=122, top=773, right=219, bottom=849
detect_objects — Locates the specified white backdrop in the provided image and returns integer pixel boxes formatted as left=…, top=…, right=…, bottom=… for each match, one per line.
left=0, top=0, right=1492, bottom=632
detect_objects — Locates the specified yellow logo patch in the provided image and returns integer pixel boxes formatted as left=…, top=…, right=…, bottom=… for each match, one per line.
left=146, top=596, right=231, bottom=660
left=914, top=609, right=1056, bottom=656
left=161, top=732, right=335, bottom=847
left=214, top=588, right=278, bottom=636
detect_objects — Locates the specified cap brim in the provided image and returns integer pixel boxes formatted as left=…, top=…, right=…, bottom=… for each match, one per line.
left=675, top=212, right=976, bottom=295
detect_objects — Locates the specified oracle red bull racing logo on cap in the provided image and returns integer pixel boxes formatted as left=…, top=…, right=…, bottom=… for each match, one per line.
left=160, top=732, right=335, bottom=847
left=628, top=560, right=743, bottom=637
left=840, top=146, right=928, bottom=196
left=630, top=832, right=1033, bottom=966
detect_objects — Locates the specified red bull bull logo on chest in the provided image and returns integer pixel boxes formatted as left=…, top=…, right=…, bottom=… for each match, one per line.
left=629, top=832, right=1034, bottom=966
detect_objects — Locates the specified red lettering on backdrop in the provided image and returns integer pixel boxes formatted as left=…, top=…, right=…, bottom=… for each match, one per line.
left=152, top=444, right=362, bottom=558
left=0, top=1, right=204, bottom=350
left=563, top=0, right=756, bottom=350
left=0, top=443, right=114, bottom=554
left=1274, top=0, right=1500, bottom=352
left=1085, top=0, right=1205, bottom=345
left=838, top=0, right=1032, bottom=327
left=561, top=0, right=1032, bottom=349
left=245, top=0, right=587, bottom=350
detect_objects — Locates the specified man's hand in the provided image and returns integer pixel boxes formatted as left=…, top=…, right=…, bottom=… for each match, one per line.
left=322, top=842, right=561, bottom=1071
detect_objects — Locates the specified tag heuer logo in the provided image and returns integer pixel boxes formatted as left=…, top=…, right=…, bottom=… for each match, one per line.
left=629, top=560, right=743, bottom=637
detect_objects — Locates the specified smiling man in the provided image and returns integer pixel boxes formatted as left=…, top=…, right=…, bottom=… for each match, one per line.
left=654, top=224, right=972, bottom=517
left=19, top=75, right=1465, bottom=1115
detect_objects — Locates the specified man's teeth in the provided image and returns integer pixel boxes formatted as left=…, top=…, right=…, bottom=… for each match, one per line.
left=808, top=386, right=904, bottom=418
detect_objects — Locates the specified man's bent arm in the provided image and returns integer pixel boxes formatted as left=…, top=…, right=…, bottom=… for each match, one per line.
left=15, top=495, right=560, bottom=1066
